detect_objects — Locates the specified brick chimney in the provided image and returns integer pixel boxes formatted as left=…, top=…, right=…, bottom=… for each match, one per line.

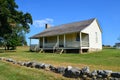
left=45, top=24, right=50, bottom=29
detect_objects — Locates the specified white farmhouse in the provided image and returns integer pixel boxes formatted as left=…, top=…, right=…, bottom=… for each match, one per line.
left=30, top=18, right=102, bottom=53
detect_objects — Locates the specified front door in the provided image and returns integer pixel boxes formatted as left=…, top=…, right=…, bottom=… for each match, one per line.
left=59, top=35, right=64, bottom=47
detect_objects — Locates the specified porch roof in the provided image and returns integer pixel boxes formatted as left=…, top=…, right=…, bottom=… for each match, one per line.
left=30, top=18, right=95, bottom=39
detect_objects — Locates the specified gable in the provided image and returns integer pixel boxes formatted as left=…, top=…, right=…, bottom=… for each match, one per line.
left=81, top=19, right=102, bottom=49
left=81, top=19, right=102, bottom=33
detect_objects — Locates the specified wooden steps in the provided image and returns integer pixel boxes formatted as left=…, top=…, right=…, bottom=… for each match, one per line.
left=55, top=48, right=64, bottom=54
left=39, top=49, right=44, bottom=53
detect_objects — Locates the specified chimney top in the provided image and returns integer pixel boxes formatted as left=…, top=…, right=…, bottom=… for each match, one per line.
left=45, top=24, right=50, bottom=29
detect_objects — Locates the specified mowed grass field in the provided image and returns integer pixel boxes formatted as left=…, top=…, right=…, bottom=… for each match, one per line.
left=0, top=46, right=120, bottom=80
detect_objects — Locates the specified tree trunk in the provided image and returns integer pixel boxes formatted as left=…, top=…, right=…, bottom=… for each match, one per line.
left=7, top=45, right=10, bottom=50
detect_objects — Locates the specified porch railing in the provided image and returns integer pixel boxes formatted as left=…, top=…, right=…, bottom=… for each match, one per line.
left=66, top=41, right=89, bottom=48
left=40, top=41, right=89, bottom=48
left=44, top=43, right=56, bottom=48
left=30, top=44, right=39, bottom=51
left=53, top=42, right=59, bottom=49
left=81, top=41, right=89, bottom=47
left=66, top=41, right=80, bottom=48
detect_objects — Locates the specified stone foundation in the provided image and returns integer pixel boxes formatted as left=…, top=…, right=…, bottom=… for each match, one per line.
left=89, top=48, right=102, bottom=52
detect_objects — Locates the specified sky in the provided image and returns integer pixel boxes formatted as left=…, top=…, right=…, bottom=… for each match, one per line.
left=15, top=0, right=120, bottom=46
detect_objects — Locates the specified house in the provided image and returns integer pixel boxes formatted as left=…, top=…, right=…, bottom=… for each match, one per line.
left=114, top=43, right=120, bottom=49
left=30, top=18, right=102, bottom=53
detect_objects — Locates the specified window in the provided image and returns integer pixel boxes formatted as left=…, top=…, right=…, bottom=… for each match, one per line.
left=95, top=32, right=98, bottom=43
left=45, top=37, right=48, bottom=43
left=76, top=33, right=80, bottom=41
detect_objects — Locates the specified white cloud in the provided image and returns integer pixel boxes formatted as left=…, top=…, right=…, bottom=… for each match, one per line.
left=33, top=18, right=54, bottom=28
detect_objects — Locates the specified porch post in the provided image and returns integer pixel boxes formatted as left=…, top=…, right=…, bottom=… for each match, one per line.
left=29, top=39, right=31, bottom=51
left=43, top=37, right=45, bottom=48
left=80, top=32, right=82, bottom=53
left=57, top=35, right=59, bottom=47
left=39, top=38, right=40, bottom=48
left=30, top=39, right=31, bottom=46
left=64, top=34, right=66, bottom=48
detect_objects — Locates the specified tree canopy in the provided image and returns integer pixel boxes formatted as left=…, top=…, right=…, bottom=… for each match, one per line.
left=0, top=0, right=33, bottom=49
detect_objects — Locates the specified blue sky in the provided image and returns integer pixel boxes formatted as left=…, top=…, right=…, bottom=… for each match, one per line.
left=15, top=0, right=120, bottom=46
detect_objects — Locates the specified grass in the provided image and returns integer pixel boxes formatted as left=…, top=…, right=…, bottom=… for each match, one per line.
left=0, top=61, right=68, bottom=80
left=0, top=46, right=120, bottom=80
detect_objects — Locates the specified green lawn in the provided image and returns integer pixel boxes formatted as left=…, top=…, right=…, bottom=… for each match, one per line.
left=0, top=46, right=120, bottom=80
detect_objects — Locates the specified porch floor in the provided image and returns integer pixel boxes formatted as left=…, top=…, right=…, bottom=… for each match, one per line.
left=40, top=47, right=89, bottom=50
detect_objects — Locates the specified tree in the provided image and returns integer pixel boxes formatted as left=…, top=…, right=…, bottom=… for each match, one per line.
left=0, top=0, right=18, bottom=36
left=0, top=37, right=5, bottom=47
left=0, top=0, right=33, bottom=50
left=4, top=26, right=27, bottom=50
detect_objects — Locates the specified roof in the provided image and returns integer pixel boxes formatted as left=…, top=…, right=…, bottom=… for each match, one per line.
left=30, top=18, right=96, bottom=39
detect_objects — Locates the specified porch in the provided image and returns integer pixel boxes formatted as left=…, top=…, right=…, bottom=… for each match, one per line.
left=30, top=32, right=89, bottom=53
